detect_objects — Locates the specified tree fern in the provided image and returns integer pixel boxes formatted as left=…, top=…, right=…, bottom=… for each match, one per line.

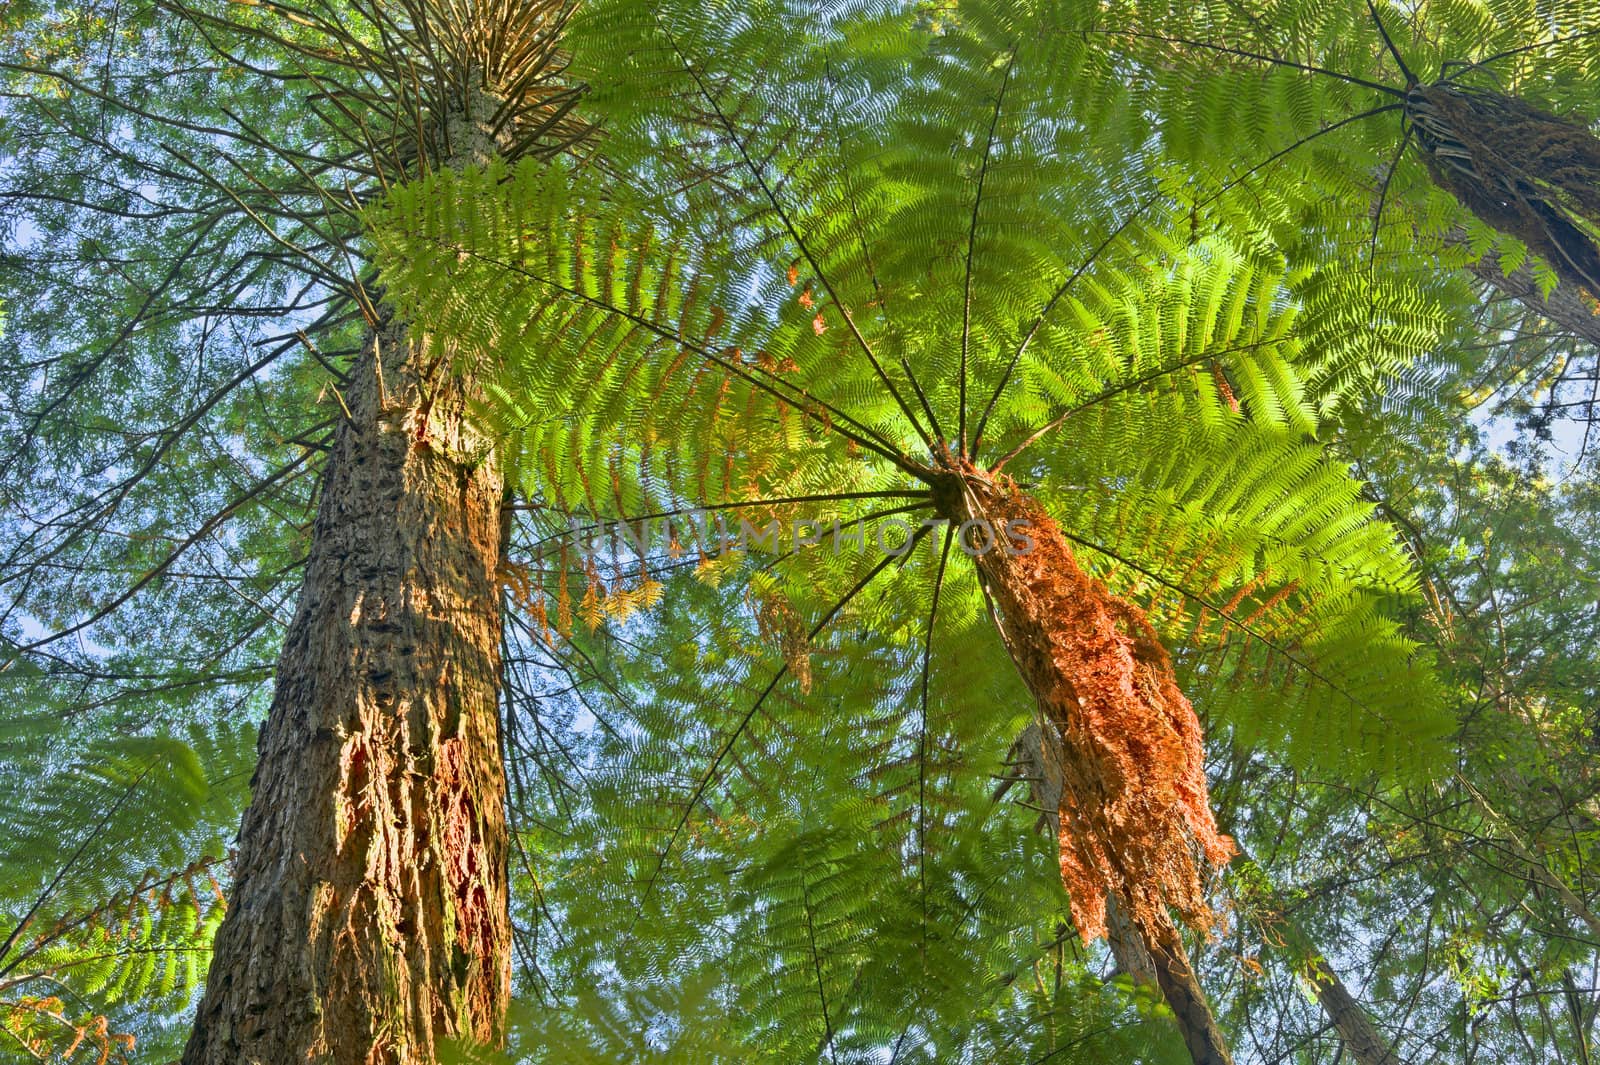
left=18, top=0, right=1597, bottom=1059
left=1080, top=0, right=1600, bottom=308
left=370, top=0, right=1456, bottom=1056
left=371, top=123, right=1447, bottom=787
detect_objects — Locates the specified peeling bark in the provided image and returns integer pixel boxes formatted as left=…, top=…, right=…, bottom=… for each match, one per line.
left=182, top=314, right=511, bottom=1064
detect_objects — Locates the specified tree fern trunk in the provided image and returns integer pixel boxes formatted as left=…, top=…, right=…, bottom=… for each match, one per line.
left=1141, top=911, right=1234, bottom=1065
left=1015, top=723, right=1232, bottom=1065
left=1106, top=889, right=1234, bottom=1064
left=185, top=105, right=512, bottom=1065
left=940, top=462, right=1235, bottom=1065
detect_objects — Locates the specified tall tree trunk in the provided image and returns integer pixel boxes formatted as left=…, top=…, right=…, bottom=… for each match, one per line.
left=940, top=461, right=1235, bottom=1065
left=1304, top=959, right=1401, bottom=1065
left=1233, top=847, right=1401, bottom=1065
left=185, top=105, right=512, bottom=1064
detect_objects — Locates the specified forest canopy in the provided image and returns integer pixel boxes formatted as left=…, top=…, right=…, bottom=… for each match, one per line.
left=4, top=1, right=1600, bottom=1063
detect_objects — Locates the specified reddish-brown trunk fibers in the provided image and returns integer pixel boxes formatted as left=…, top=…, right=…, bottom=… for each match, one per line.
left=940, top=460, right=1235, bottom=1065
left=1020, top=724, right=1235, bottom=1065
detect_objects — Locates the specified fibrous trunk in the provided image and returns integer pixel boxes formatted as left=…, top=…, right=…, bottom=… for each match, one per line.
left=182, top=313, right=511, bottom=1063
left=1408, top=83, right=1600, bottom=298
left=1017, top=722, right=1228, bottom=1061
left=1017, top=723, right=1234, bottom=1065
left=940, top=461, right=1234, bottom=1065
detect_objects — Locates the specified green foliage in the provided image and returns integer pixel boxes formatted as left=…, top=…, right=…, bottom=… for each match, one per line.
left=485, top=564, right=1193, bottom=1063
left=369, top=0, right=1451, bottom=782
left=0, top=714, right=253, bottom=1060
left=1081, top=0, right=1600, bottom=299
left=11, top=0, right=1600, bottom=1060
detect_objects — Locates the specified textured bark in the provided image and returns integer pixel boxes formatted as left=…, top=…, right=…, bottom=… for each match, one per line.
left=1305, top=959, right=1401, bottom=1065
left=942, top=463, right=1234, bottom=1065
left=185, top=102, right=513, bottom=1064
left=1142, top=910, right=1234, bottom=1065
left=182, top=312, right=511, bottom=1064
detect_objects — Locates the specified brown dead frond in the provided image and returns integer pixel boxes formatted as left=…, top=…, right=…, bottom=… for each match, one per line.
left=951, top=465, right=1233, bottom=942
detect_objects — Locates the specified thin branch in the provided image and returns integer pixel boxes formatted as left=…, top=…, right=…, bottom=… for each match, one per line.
left=1441, top=27, right=1600, bottom=86
left=1198, top=104, right=1403, bottom=210
left=801, top=866, right=840, bottom=1065
left=518, top=489, right=932, bottom=553
left=11, top=451, right=316, bottom=654
left=915, top=524, right=955, bottom=954
left=960, top=48, right=1018, bottom=455
left=1369, top=123, right=1412, bottom=280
